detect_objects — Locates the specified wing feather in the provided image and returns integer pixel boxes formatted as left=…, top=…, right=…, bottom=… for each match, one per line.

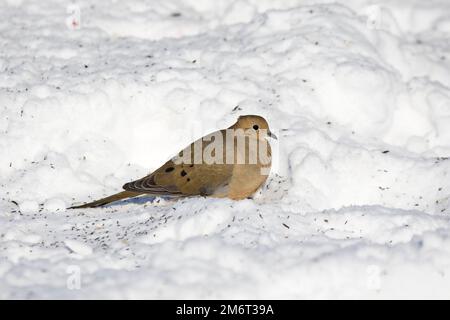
left=122, top=129, right=234, bottom=197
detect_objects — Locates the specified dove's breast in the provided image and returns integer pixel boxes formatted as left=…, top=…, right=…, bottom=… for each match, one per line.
left=223, top=137, right=272, bottom=200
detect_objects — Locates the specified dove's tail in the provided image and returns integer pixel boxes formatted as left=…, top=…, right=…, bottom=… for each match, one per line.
left=68, top=191, right=142, bottom=209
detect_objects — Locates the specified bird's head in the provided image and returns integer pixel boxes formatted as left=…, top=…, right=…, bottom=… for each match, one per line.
left=231, top=115, right=277, bottom=140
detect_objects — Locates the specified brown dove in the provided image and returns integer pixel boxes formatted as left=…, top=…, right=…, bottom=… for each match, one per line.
left=70, top=115, right=276, bottom=208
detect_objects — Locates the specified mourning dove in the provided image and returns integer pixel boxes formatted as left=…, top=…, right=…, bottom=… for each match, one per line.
left=70, top=115, right=276, bottom=208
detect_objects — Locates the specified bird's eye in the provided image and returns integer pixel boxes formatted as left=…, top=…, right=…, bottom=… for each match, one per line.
left=253, top=125, right=259, bottom=130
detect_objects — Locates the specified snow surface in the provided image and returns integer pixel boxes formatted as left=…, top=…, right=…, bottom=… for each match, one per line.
left=1, top=0, right=450, bottom=299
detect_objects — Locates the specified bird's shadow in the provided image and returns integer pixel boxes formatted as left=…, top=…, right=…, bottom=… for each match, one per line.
left=104, top=195, right=182, bottom=208
left=105, top=195, right=157, bottom=207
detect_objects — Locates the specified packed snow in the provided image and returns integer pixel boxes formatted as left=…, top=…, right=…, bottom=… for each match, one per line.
left=1, top=0, right=450, bottom=299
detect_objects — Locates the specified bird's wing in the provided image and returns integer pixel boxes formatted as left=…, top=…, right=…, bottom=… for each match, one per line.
left=122, top=169, right=184, bottom=197
left=123, top=130, right=234, bottom=197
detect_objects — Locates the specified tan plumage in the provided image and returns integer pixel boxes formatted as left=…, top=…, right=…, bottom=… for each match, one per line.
left=69, top=115, right=276, bottom=209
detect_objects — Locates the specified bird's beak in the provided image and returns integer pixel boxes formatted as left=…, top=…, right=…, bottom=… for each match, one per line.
left=267, top=130, right=278, bottom=140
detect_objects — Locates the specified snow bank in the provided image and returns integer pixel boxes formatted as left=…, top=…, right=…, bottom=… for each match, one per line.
left=0, top=0, right=450, bottom=299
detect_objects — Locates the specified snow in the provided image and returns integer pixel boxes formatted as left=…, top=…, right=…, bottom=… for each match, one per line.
left=1, top=0, right=450, bottom=299
left=64, top=239, right=93, bottom=256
